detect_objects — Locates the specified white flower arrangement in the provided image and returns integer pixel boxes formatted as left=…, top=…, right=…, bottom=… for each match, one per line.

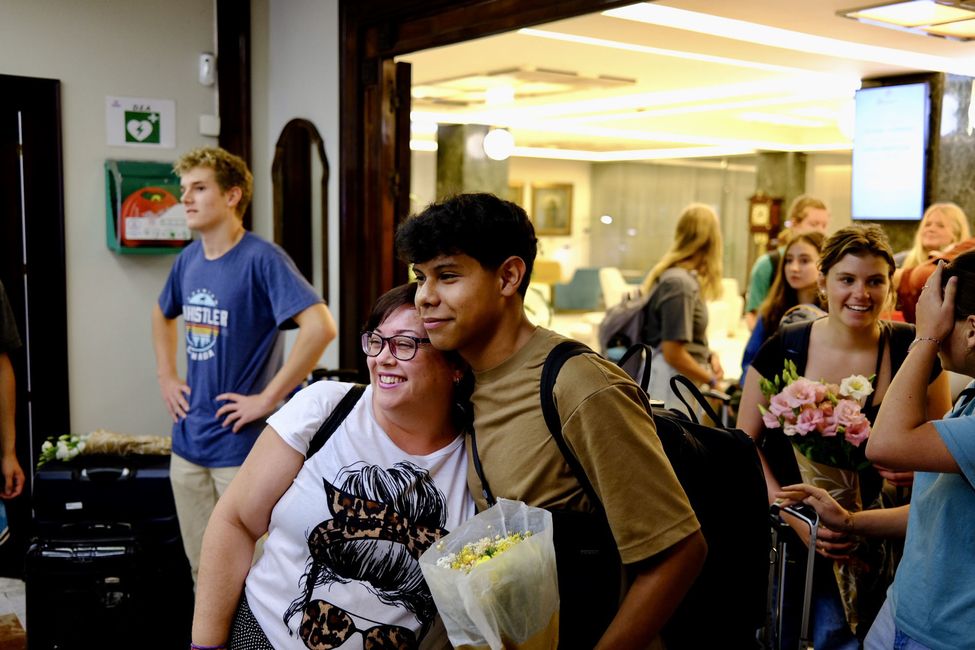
left=38, top=434, right=87, bottom=468
left=36, top=430, right=172, bottom=468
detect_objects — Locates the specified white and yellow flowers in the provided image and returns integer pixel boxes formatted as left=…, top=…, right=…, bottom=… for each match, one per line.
left=435, top=532, right=533, bottom=573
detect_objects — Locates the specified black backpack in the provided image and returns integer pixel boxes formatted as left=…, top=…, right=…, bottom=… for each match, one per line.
left=539, top=342, right=769, bottom=649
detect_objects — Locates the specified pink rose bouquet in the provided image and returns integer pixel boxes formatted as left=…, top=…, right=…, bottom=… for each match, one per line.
left=759, top=359, right=874, bottom=470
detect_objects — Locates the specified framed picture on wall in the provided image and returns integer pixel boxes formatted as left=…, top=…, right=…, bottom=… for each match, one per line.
left=505, top=182, right=525, bottom=208
left=531, top=183, right=572, bottom=236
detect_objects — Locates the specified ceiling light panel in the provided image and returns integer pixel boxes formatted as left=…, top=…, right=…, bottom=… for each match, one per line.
left=923, top=16, right=975, bottom=36
left=605, top=3, right=975, bottom=75
left=843, top=1, right=975, bottom=28
left=411, top=66, right=635, bottom=107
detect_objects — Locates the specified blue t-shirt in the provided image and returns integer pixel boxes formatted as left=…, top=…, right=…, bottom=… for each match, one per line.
left=890, top=383, right=975, bottom=650
left=158, top=232, right=321, bottom=467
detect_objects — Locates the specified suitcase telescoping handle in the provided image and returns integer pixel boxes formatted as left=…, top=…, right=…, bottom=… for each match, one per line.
left=770, top=501, right=819, bottom=650
left=79, top=467, right=131, bottom=482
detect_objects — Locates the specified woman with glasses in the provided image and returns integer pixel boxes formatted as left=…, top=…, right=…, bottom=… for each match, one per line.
left=191, top=283, right=474, bottom=650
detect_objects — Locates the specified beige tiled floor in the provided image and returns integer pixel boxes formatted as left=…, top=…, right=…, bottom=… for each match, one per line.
left=0, top=578, right=25, bottom=631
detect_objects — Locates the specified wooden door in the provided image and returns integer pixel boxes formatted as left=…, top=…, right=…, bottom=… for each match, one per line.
left=0, top=74, right=68, bottom=569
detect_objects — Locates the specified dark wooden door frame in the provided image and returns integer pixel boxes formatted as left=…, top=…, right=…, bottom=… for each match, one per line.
left=1, top=74, right=67, bottom=567
left=0, top=75, right=69, bottom=465
left=338, top=0, right=637, bottom=370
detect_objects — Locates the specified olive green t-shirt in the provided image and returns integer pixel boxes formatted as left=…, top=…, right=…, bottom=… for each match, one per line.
left=469, top=327, right=699, bottom=564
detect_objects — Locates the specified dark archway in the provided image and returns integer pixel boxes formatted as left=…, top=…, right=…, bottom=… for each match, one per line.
left=272, top=118, right=330, bottom=303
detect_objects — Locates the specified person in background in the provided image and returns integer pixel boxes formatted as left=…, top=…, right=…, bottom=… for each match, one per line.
left=739, top=231, right=825, bottom=383
left=894, top=202, right=970, bottom=270
left=737, top=224, right=951, bottom=649
left=745, top=195, right=830, bottom=330
left=192, top=283, right=473, bottom=649
left=152, top=147, right=336, bottom=585
left=777, top=253, right=975, bottom=650
left=397, top=193, right=706, bottom=650
left=640, top=203, right=725, bottom=408
left=0, top=280, right=25, bottom=546
left=895, top=203, right=972, bottom=323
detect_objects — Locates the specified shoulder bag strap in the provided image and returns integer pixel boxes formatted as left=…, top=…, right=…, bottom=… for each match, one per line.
left=669, top=374, right=724, bottom=426
left=305, top=384, right=367, bottom=460
left=469, top=425, right=496, bottom=507
left=866, top=325, right=891, bottom=410
left=540, top=340, right=603, bottom=507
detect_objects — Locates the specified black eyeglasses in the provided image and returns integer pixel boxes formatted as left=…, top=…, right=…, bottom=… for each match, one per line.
left=360, top=331, right=430, bottom=361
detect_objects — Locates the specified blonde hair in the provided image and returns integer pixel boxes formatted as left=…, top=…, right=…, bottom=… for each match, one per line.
left=641, top=203, right=723, bottom=301
left=778, top=195, right=827, bottom=242
left=902, top=202, right=970, bottom=270
left=174, top=147, right=253, bottom=217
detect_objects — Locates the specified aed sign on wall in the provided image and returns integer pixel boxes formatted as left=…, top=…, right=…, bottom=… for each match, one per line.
left=106, top=96, right=176, bottom=148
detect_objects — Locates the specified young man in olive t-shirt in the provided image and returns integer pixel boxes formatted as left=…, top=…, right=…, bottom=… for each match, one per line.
left=396, top=193, right=706, bottom=650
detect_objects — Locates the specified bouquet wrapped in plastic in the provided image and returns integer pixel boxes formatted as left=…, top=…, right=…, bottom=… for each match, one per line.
left=419, top=498, right=559, bottom=650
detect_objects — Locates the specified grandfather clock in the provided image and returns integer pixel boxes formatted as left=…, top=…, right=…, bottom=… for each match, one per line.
left=747, top=193, right=784, bottom=273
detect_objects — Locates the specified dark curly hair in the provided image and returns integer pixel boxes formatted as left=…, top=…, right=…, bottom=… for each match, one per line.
left=941, top=250, right=975, bottom=321
left=395, top=193, right=538, bottom=297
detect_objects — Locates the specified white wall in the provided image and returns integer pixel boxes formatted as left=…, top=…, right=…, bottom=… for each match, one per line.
left=508, top=157, right=593, bottom=279
left=251, top=0, right=340, bottom=369
left=0, top=0, right=218, bottom=435
left=806, top=152, right=853, bottom=232
left=0, top=0, right=343, bottom=437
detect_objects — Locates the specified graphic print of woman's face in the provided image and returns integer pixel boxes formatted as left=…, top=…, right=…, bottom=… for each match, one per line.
left=286, top=462, right=450, bottom=648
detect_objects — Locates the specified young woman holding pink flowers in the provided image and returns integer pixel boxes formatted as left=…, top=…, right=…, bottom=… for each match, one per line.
left=778, top=253, right=975, bottom=649
left=737, top=224, right=951, bottom=649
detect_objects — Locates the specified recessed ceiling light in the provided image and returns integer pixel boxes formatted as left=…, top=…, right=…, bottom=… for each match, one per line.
left=518, top=28, right=827, bottom=76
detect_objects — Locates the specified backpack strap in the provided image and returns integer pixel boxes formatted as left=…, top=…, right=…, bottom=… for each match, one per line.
left=616, top=343, right=653, bottom=392
left=305, top=384, right=366, bottom=460
left=540, top=340, right=603, bottom=507
left=779, top=320, right=814, bottom=375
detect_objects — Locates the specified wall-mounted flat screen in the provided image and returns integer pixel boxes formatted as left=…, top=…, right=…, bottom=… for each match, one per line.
left=851, top=82, right=929, bottom=220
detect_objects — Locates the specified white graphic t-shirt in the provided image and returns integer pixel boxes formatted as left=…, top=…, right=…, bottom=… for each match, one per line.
left=245, top=382, right=473, bottom=649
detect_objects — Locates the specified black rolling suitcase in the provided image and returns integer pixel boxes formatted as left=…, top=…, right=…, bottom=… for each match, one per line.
left=763, top=502, right=820, bottom=650
left=28, top=454, right=193, bottom=649
left=26, top=522, right=141, bottom=648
